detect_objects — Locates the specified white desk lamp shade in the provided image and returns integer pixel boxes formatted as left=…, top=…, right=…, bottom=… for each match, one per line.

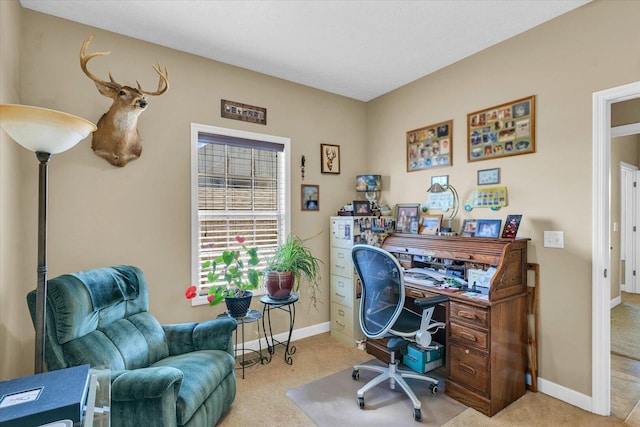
left=0, top=104, right=96, bottom=153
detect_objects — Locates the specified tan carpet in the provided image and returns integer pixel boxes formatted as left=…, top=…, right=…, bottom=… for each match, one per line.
left=287, top=360, right=466, bottom=426
left=217, top=332, right=627, bottom=426
left=611, top=302, right=640, bottom=361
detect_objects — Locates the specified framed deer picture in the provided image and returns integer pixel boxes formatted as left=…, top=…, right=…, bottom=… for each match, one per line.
left=320, top=144, right=340, bottom=174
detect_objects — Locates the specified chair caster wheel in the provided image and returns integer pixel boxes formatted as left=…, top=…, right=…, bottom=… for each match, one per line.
left=429, top=383, right=438, bottom=394
left=414, top=408, right=422, bottom=421
left=352, top=369, right=359, bottom=380
left=358, top=397, right=365, bottom=408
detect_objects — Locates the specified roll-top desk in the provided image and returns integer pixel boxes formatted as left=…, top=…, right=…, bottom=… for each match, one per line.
left=381, top=233, right=529, bottom=416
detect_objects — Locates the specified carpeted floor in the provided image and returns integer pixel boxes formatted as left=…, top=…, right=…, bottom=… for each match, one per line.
left=286, top=359, right=466, bottom=426
left=217, top=332, right=627, bottom=426
left=611, top=301, right=640, bottom=361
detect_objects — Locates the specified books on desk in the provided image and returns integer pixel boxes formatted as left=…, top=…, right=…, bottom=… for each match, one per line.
left=0, top=364, right=90, bottom=427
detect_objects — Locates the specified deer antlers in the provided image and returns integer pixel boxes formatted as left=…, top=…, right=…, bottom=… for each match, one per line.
left=80, top=35, right=169, bottom=167
left=80, top=35, right=169, bottom=95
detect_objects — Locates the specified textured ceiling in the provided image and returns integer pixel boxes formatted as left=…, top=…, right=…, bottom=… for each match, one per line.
left=20, top=0, right=590, bottom=101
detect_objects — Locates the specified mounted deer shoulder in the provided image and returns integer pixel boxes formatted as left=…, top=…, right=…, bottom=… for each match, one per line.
left=80, top=35, right=169, bottom=167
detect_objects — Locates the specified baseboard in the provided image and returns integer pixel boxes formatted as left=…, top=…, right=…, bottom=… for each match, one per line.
left=238, top=324, right=597, bottom=415
left=234, top=321, right=330, bottom=353
left=537, top=376, right=593, bottom=413
left=611, top=295, right=622, bottom=308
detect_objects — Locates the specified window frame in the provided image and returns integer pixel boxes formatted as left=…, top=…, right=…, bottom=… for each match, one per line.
left=190, top=123, right=291, bottom=306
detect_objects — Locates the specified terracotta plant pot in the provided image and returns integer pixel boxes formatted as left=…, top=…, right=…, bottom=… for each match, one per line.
left=264, top=271, right=295, bottom=299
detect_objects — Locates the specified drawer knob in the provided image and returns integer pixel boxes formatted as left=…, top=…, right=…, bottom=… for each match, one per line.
left=465, top=349, right=469, bottom=354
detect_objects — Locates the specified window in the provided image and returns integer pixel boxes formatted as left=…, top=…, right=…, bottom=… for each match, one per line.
left=191, top=124, right=290, bottom=304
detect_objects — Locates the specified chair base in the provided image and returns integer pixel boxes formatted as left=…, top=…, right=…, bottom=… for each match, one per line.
left=352, top=360, right=439, bottom=421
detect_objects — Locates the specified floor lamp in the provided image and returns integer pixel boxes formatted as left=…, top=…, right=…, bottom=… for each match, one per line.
left=0, top=104, right=95, bottom=373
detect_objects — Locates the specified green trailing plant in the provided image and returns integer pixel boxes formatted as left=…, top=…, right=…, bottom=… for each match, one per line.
left=266, top=233, right=322, bottom=308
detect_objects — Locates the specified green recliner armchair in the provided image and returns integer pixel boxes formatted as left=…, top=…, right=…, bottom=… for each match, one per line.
left=26, top=265, right=237, bottom=427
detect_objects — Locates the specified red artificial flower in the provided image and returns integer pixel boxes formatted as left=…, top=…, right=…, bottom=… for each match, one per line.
left=235, top=236, right=245, bottom=244
left=207, top=294, right=215, bottom=303
left=185, top=285, right=198, bottom=299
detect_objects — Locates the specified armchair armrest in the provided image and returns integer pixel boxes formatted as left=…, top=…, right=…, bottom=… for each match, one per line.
left=163, top=317, right=237, bottom=356
left=111, top=366, right=183, bottom=401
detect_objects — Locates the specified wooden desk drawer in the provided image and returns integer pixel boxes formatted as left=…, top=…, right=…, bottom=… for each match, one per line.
left=449, top=343, right=489, bottom=395
left=450, top=301, right=488, bottom=328
left=331, top=302, right=355, bottom=337
left=331, top=274, right=354, bottom=308
left=330, top=247, right=353, bottom=278
left=450, top=322, right=488, bottom=350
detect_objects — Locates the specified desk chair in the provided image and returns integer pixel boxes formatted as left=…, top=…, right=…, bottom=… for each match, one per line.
left=351, top=244, right=448, bottom=421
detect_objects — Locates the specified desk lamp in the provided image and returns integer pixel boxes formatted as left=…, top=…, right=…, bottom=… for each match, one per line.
left=356, top=174, right=382, bottom=209
left=0, top=104, right=96, bottom=373
left=426, top=182, right=459, bottom=232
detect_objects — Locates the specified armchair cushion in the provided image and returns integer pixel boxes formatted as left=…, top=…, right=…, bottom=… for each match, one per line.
left=27, top=265, right=237, bottom=427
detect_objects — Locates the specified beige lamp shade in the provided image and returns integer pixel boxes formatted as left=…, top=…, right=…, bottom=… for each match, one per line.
left=0, top=104, right=96, bottom=154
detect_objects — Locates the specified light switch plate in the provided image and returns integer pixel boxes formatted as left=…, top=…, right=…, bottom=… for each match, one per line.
left=544, top=231, right=564, bottom=248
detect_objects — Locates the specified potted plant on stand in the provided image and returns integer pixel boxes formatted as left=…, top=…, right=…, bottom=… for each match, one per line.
left=185, top=236, right=262, bottom=317
left=264, top=233, right=322, bottom=308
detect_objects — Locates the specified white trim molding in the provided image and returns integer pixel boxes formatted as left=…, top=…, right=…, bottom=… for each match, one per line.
left=592, top=80, right=640, bottom=416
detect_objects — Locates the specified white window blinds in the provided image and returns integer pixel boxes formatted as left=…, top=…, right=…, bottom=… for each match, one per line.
left=196, top=132, right=286, bottom=293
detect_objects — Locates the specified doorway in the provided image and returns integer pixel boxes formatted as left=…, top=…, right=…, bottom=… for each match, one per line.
left=619, top=161, right=638, bottom=295
left=592, top=81, right=640, bottom=416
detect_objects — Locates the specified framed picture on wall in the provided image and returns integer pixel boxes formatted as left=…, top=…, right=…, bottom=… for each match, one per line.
left=320, top=144, right=340, bottom=174
left=407, top=120, right=453, bottom=172
left=301, top=184, right=319, bottom=211
left=467, top=95, right=535, bottom=162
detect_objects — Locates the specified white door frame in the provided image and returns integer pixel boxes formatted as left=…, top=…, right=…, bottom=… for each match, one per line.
left=592, top=81, right=640, bottom=416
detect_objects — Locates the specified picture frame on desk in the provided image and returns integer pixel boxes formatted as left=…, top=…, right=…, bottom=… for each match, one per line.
left=395, top=204, right=420, bottom=233
left=501, top=214, right=523, bottom=238
left=353, top=200, right=371, bottom=216
left=419, top=214, right=442, bottom=235
left=460, top=219, right=477, bottom=237
left=475, top=219, right=502, bottom=238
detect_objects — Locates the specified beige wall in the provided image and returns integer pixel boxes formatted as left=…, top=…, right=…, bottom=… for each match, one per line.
left=1, top=0, right=639, bottom=402
left=0, top=0, right=34, bottom=379
left=0, top=5, right=368, bottom=379
left=366, top=0, right=639, bottom=395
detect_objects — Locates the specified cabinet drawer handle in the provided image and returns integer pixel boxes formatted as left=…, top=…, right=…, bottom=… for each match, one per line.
left=458, top=310, right=478, bottom=320
left=338, top=309, right=345, bottom=316
left=335, top=264, right=346, bottom=269
left=335, top=320, right=345, bottom=327
left=338, top=281, right=345, bottom=288
left=459, top=362, right=476, bottom=375
left=459, top=331, right=477, bottom=342
left=335, top=292, right=346, bottom=298
left=338, top=252, right=345, bottom=258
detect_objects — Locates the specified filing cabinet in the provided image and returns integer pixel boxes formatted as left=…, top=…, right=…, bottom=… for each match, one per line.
left=329, top=216, right=395, bottom=345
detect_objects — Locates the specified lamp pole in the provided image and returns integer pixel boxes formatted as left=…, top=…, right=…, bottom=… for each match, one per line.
left=34, top=151, right=51, bottom=374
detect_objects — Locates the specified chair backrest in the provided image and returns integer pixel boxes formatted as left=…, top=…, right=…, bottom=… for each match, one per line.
left=351, top=244, right=406, bottom=339
left=26, top=265, right=169, bottom=371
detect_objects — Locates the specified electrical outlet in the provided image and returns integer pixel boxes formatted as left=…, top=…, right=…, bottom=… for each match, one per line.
left=544, top=231, right=564, bottom=248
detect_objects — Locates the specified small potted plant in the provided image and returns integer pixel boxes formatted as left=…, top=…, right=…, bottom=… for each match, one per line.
left=264, top=233, right=322, bottom=308
left=185, top=236, right=262, bottom=317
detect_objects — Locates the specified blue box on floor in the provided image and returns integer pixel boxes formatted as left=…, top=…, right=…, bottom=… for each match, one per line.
left=0, top=364, right=90, bottom=427
left=402, top=342, right=444, bottom=374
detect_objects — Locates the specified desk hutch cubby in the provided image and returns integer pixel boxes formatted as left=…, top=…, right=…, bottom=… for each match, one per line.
left=381, top=233, right=529, bottom=416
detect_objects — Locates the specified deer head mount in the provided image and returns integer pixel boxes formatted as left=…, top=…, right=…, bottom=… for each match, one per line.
left=80, top=35, right=169, bottom=167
